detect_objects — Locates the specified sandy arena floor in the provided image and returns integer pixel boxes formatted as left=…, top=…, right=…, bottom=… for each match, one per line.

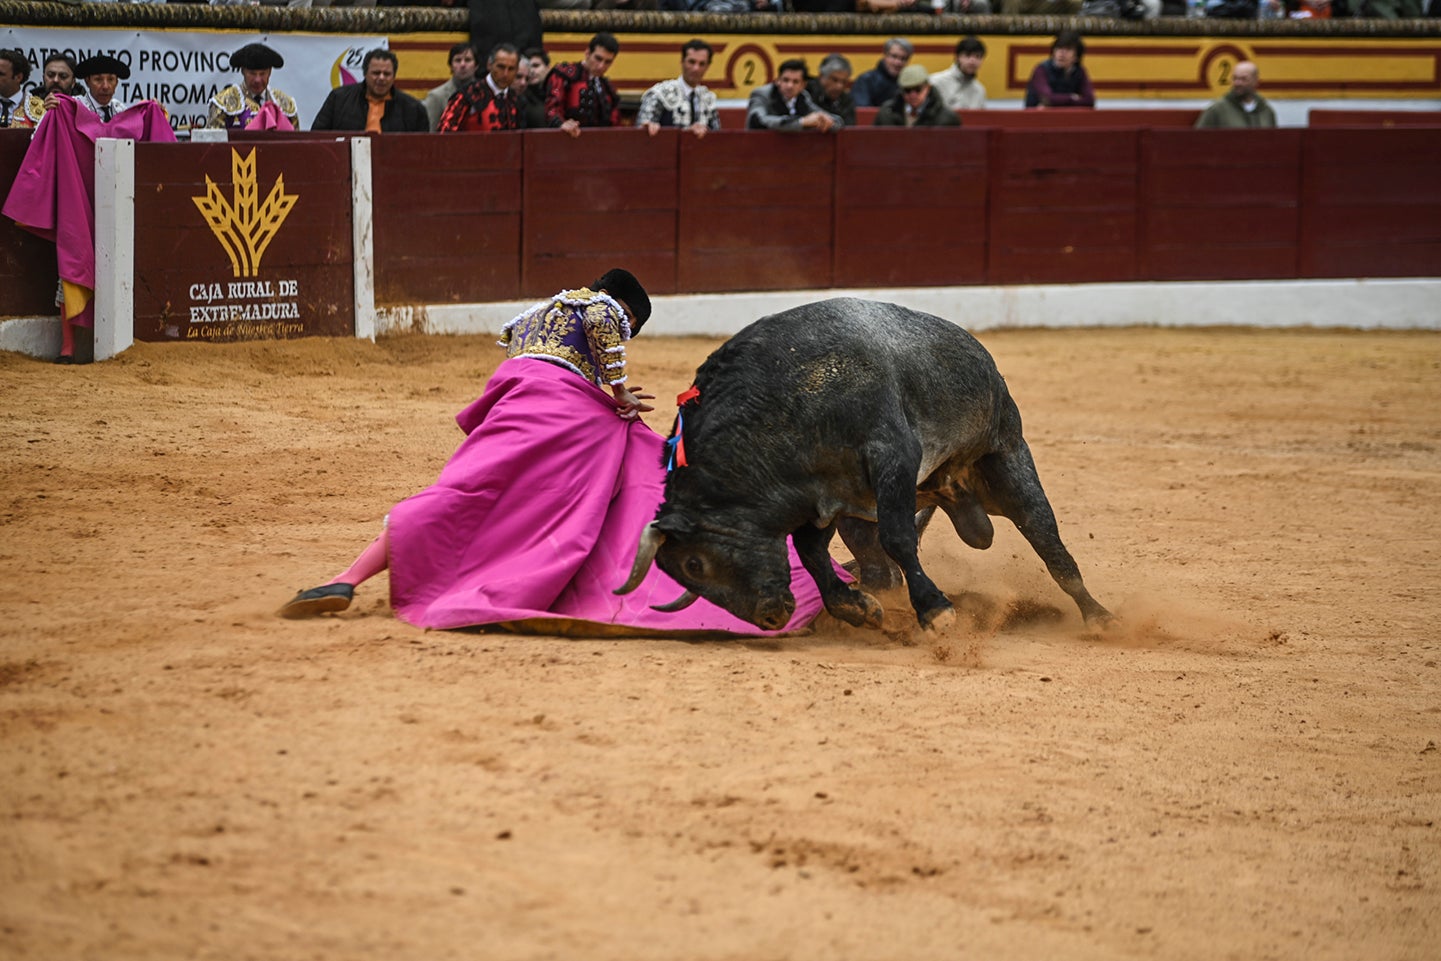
left=1, top=326, right=1438, bottom=960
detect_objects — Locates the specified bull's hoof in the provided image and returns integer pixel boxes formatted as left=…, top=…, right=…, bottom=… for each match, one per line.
left=827, top=590, right=885, bottom=630
left=919, top=604, right=957, bottom=633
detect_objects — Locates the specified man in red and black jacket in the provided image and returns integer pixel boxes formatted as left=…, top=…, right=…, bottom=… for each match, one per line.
left=544, top=33, right=621, bottom=138
left=437, top=43, right=531, bottom=133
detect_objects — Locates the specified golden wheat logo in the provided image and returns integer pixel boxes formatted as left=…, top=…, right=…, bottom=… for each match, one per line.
left=192, top=148, right=298, bottom=278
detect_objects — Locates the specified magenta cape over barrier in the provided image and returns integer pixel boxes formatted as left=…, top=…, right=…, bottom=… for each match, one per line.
left=1, top=96, right=175, bottom=328
left=387, top=358, right=834, bottom=636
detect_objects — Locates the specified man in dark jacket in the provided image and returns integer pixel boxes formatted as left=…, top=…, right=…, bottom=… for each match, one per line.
left=874, top=64, right=961, bottom=128
left=851, top=38, right=912, bottom=108
left=311, top=49, right=429, bottom=132
left=806, top=53, right=857, bottom=128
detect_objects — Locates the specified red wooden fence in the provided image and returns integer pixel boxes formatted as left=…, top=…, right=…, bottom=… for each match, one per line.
left=4, top=122, right=1440, bottom=322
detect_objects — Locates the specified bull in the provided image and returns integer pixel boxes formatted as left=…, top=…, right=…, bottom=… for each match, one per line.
left=617, top=298, right=1111, bottom=633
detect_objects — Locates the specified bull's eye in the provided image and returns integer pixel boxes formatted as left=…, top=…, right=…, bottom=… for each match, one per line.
left=683, top=556, right=704, bottom=579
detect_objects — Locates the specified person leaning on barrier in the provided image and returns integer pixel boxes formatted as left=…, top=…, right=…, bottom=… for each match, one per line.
left=746, top=59, right=843, bottom=133
left=208, top=43, right=300, bottom=131
left=18, top=54, right=81, bottom=128
left=1024, top=31, right=1095, bottom=110
left=807, top=54, right=857, bottom=128
left=423, top=42, right=478, bottom=131
left=875, top=64, right=960, bottom=128
left=637, top=39, right=720, bottom=138
left=545, top=33, right=622, bottom=138
left=437, top=43, right=530, bottom=133
left=851, top=38, right=912, bottom=109
left=1195, top=60, right=1277, bottom=129
left=930, top=36, right=987, bottom=111
left=311, top=48, right=428, bottom=132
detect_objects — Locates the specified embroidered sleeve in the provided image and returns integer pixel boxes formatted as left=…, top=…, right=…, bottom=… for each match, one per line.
left=636, top=85, right=662, bottom=125
left=583, top=298, right=628, bottom=387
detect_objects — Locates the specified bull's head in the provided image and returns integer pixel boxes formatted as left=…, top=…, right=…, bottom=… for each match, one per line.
left=616, top=510, right=796, bottom=631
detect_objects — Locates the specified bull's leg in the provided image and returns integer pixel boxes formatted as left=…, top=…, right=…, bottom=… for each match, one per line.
left=871, top=457, right=954, bottom=632
left=792, top=524, right=884, bottom=629
left=836, top=517, right=903, bottom=589
left=975, top=443, right=1112, bottom=626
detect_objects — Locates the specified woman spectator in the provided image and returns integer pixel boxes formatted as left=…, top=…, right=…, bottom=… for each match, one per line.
left=1024, top=31, right=1095, bottom=110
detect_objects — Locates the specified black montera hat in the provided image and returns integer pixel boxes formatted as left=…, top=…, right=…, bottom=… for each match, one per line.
left=75, top=55, right=130, bottom=81
left=232, top=43, right=285, bottom=71
left=593, top=268, right=651, bottom=330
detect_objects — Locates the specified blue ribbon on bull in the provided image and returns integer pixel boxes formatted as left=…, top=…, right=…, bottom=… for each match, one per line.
left=666, top=385, right=701, bottom=472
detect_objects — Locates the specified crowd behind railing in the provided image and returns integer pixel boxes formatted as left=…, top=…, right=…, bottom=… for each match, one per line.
left=0, top=26, right=1307, bottom=136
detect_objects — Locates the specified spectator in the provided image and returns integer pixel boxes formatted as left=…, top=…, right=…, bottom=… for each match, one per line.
left=311, top=49, right=428, bottom=132
left=437, top=43, right=530, bottom=132
left=807, top=54, right=857, bottom=127
left=930, top=36, right=987, bottom=111
left=934, top=0, right=992, bottom=10
left=506, top=59, right=546, bottom=128
left=1078, top=0, right=1155, bottom=16
left=746, top=58, right=842, bottom=132
left=521, top=47, right=549, bottom=115
left=423, top=42, right=478, bottom=131
left=545, top=33, right=622, bottom=138
left=74, top=55, right=132, bottom=122
left=791, top=0, right=856, bottom=7
left=1195, top=60, right=1277, bottom=128
left=0, top=50, right=30, bottom=129
left=636, top=39, right=720, bottom=138
left=851, top=39, right=912, bottom=109
left=875, top=64, right=960, bottom=127
left=22, top=54, right=82, bottom=127
left=1003, top=0, right=1081, bottom=12
left=1024, top=31, right=1095, bottom=110
left=1354, top=0, right=1422, bottom=13
left=856, top=0, right=928, bottom=8
left=207, top=43, right=300, bottom=131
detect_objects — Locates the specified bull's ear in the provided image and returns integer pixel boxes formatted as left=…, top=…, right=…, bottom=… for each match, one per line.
left=655, top=511, right=697, bottom=537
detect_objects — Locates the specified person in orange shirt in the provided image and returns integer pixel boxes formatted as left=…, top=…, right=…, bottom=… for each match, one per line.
left=310, top=48, right=428, bottom=133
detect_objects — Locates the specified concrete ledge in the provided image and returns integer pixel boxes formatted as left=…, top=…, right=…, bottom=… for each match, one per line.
left=376, top=278, right=1441, bottom=339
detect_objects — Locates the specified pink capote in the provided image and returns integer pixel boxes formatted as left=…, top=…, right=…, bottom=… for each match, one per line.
left=388, top=357, right=832, bottom=636
left=246, top=102, right=295, bottom=131
left=1, top=96, right=176, bottom=328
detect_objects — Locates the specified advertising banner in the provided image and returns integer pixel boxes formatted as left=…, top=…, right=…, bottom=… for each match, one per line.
left=134, top=141, right=357, bottom=342
left=2, top=28, right=388, bottom=133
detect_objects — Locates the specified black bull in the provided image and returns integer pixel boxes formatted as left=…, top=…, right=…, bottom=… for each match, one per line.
left=616, top=298, right=1112, bottom=633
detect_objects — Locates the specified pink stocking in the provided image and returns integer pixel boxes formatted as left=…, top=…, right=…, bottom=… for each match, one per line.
left=330, top=530, right=389, bottom=587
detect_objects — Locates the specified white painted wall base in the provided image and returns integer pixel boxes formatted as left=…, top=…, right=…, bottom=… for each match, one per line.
left=0, top=315, right=63, bottom=358
left=375, top=278, right=1441, bottom=340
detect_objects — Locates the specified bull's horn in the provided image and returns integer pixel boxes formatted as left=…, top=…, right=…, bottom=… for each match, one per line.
left=650, top=590, right=699, bottom=613
left=615, top=522, right=665, bottom=595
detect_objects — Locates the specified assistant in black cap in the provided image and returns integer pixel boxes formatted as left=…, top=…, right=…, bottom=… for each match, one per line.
left=74, top=54, right=130, bottom=81
left=593, top=268, right=651, bottom=333
left=209, top=42, right=299, bottom=130
left=230, top=42, right=284, bottom=71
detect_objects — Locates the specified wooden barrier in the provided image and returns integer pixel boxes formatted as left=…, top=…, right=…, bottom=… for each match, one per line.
left=1141, top=129, right=1302, bottom=281
left=0, top=129, right=63, bottom=318
left=678, top=131, right=835, bottom=293
left=134, top=140, right=357, bottom=342
left=835, top=128, right=988, bottom=289
left=6, top=125, right=1441, bottom=332
left=988, top=129, right=1141, bottom=286
left=521, top=127, right=679, bottom=298
left=1308, top=109, right=1441, bottom=128
left=371, top=132, right=523, bottom=306
left=1300, top=128, right=1441, bottom=279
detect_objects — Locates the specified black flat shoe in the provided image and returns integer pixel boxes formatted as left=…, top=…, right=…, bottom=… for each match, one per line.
left=278, top=583, right=354, bottom=619
left=53, top=354, right=73, bottom=365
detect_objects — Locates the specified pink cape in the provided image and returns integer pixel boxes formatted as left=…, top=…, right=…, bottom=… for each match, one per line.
left=1, top=96, right=175, bottom=328
left=246, top=102, right=295, bottom=131
left=387, top=358, right=834, bottom=636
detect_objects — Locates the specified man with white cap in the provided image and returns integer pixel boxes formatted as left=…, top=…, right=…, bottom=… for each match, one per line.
left=874, top=64, right=960, bottom=128
left=208, top=42, right=299, bottom=130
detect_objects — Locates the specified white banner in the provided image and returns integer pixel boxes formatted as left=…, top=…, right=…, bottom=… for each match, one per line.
left=2, top=28, right=389, bottom=133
